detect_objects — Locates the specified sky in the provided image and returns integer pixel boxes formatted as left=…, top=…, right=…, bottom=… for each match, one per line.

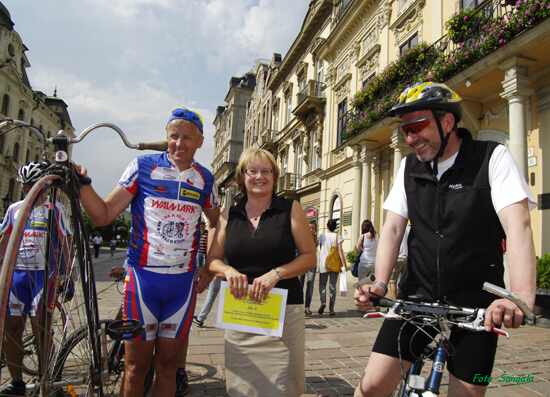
left=3, top=0, right=311, bottom=198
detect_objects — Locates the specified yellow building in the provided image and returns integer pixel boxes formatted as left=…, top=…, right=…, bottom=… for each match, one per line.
left=238, top=0, right=550, bottom=259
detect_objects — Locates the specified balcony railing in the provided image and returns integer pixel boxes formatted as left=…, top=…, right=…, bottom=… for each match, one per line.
left=298, top=81, right=324, bottom=106
left=332, top=0, right=354, bottom=27
left=278, top=173, right=302, bottom=192
left=345, top=0, right=549, bottom=139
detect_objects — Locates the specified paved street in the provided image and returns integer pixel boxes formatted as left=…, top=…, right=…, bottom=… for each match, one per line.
left=93, top=249, right=550, bottom=396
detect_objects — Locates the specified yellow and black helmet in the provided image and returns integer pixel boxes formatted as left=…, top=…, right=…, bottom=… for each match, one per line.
left=388, top=82, right=463, bottom=122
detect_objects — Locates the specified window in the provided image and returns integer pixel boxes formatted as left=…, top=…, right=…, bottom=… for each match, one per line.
left=0, top=134, right=3, bottom=154
left=337, top=99, right=348, bottom=147
left=312, top=130, right=319, bottom=170
left=18, top=109, right=24, bottom=122
left=296, top=144, right=302, bottom=177
left=1, top=94, right=9, bottom=116
left=461, top=0, right=482, bottom=9
left=273, top=109, right=279, bottom=134
left=7, top=44, right=14, bottom=57
left=13, top=142, right=19, bottom=162
left=400, top=33, right=418, bottom=55
left=286, top=95, right=292, bottom=124
left=283, top=155, right=288, bottom=176
left=317, top=58, right=324, bottom=83
left=25, top=148, right=30, bottom=163
left=331, top=196, right=341, bottom=232
left=300, top=77, right=307, bottom=92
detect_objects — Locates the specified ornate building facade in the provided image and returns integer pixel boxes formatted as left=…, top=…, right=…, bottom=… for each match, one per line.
left=212, top=71, right=256, bottom=209
left=219, top=0, right=550, bottom=258
left=0, top=2, right=74, bottom=217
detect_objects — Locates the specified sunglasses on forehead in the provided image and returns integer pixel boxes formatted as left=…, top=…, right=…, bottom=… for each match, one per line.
left=400, top=116, right=434, bottom=136
left=171, top=107, right=203, bottom=125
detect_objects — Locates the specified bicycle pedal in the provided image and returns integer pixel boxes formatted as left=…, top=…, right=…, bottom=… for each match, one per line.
left=106, top=319, right=142, bottom=340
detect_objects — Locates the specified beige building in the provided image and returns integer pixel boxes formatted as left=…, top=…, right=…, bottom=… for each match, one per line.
left=227, top=0, right=550, bottom=259
left=212, top=71, right=257, bottom=210
left=0, top=3, right=74, bottom=217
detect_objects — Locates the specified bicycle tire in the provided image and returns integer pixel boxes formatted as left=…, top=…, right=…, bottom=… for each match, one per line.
left=55, top=319, right=154, bottom=397
left=0, top=174, right=103, bottom=396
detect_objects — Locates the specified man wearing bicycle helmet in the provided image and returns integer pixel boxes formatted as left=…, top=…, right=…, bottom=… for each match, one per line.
left=0, top=161, right=72, bottom=396
left=354, top=82, right=537, bottom=397
left=77, top=108, right=219, bottom=397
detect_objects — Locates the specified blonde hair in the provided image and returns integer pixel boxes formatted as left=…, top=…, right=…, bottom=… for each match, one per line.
left=235, top=148, right=280, bottom=194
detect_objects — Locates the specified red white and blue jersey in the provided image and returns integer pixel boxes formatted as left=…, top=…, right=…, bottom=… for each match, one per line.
left=118, top=152, right=218, bottom=274
left=0, top=198, right=72, bottom=271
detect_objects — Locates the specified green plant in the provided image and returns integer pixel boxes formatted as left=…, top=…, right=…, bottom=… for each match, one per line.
left=445, top=8, right=483, bottom=43
left=537, top=253, right=550, bottom=289
left=346, top=250, right=359, bottom=265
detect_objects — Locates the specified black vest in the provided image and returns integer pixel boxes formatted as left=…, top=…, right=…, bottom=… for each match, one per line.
left=402, top=129, right=505, bottom=308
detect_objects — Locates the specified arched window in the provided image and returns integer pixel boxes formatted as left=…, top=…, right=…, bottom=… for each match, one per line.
left=18, top=108, right=24, bottom=122
left=1, top=94, right=10, bottom=116
left=7, top=44, right=14, bottom=57
left=13, top=142, right=20, bottom=162
left=331, top=195, right=341, bottom=231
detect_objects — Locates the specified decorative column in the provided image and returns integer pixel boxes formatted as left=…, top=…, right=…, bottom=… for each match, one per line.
left=389, top=121, right=408, bottom=181
left=373, top=151, right=381, bottom=231
left=534, top=83, right=550, bottom=256
left=361, top=145, right=375, bottom=224
left=352, top=145, right=363, bottom=245
left=499, top=57, right=535, bottom=180
left=382, top=149, right=391, bottom=223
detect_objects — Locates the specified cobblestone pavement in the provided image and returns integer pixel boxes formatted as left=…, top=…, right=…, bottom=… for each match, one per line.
left=92, top=249, right=550, bottom=397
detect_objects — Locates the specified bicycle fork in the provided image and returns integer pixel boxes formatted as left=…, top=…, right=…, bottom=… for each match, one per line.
left=404, top=342, right=448, bottom=396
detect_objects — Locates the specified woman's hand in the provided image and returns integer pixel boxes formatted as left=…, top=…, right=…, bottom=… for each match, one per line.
left=249, top=270, right=280, bottom=303
left=224, top=267, right=249, bottom=300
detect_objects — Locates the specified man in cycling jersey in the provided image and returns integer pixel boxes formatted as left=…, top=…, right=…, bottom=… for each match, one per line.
left=0, top=162, right=72, bottom=397
left=78, top=107, right=219, bottom=397
left=354, top=82, right=536, bottom=397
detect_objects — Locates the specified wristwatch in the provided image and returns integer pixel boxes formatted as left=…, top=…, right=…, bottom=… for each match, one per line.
left=370, top=280, right=388, bottom=295
left=273, top=268, right=283, bottom=279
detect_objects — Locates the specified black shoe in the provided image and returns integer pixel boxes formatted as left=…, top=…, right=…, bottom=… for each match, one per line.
left=175, top=370, right=189, bottom=396
left=0, top=380, right=26, bottom=396
left=192, top=316, right=203, bottom=327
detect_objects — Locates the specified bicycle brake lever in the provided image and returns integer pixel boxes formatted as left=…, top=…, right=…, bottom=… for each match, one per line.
left=490, top=328, right=510, bottom=338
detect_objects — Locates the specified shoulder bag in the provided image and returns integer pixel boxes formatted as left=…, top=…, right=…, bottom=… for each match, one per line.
left=326, top=233, right=346, bottom=273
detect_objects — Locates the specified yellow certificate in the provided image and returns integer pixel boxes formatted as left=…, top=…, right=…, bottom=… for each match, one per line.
left=215, top=281, right=288, bottom=338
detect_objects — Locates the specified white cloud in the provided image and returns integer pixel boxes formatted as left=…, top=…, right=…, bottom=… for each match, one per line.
left=2, top=0, right=310, bottom=197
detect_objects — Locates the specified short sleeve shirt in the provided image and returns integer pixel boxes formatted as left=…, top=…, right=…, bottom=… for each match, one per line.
left=118, top=152, right=218, bottom=273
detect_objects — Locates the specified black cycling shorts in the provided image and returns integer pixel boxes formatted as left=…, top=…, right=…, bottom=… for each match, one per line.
left=372, top=319, right=499, bottom=386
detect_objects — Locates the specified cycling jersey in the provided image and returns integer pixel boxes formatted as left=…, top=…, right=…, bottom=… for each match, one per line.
left=0, top=198, right=72, bottom=271
left=118, top=152, right=218, bottom=274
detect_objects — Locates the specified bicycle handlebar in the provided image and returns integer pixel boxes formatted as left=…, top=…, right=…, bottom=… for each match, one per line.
left=368, top=282, right=536, bottom=337
left=0, top=119, right=168, bottom=152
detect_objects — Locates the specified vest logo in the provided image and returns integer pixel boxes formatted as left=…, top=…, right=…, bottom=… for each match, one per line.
left=30, top=221, right=47, bottom=228
left=180, top=189, right=200, bottom=200
left=449, top=184, right=463, bottom=190
left=24, top=231, right=44, bottom=238
left=154, top=185, right=169, bottom=194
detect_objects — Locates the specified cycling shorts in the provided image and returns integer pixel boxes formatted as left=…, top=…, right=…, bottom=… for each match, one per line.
left=372, top=318, right=499, bottom=386
left=7, top=269, right=60, bottom=317
left=122, top=266, right=197, bottom=341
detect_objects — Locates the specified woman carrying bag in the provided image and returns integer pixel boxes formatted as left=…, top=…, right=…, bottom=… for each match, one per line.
left=317, top=219, right=346, bottom=315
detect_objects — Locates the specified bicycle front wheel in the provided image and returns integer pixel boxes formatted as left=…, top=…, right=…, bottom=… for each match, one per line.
left=0, top=175, right=102, bottom=396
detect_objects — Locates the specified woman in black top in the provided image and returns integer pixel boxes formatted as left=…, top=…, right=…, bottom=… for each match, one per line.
left=207, top=148, right=316, bottom=397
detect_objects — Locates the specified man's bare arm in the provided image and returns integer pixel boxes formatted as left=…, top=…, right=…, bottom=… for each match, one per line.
left=79, top=185, right=134, bottom=227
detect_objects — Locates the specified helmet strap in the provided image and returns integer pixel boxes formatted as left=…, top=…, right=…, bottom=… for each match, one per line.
left=430, top=110, right=451, bottom=178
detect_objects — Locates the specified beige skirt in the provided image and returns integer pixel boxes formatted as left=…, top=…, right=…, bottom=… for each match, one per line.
left=225, top=304, right=306, bottom=397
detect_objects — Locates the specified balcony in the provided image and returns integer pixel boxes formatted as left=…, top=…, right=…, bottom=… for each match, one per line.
left=278, top=173, right=302, bottom=193
left=259, top=127, right=277, bottom=153
left=293, top=80, right=325, bottom=124
left=332, top=0, right=354, bottom=27
left=345, top=0, right=550, bottom=139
